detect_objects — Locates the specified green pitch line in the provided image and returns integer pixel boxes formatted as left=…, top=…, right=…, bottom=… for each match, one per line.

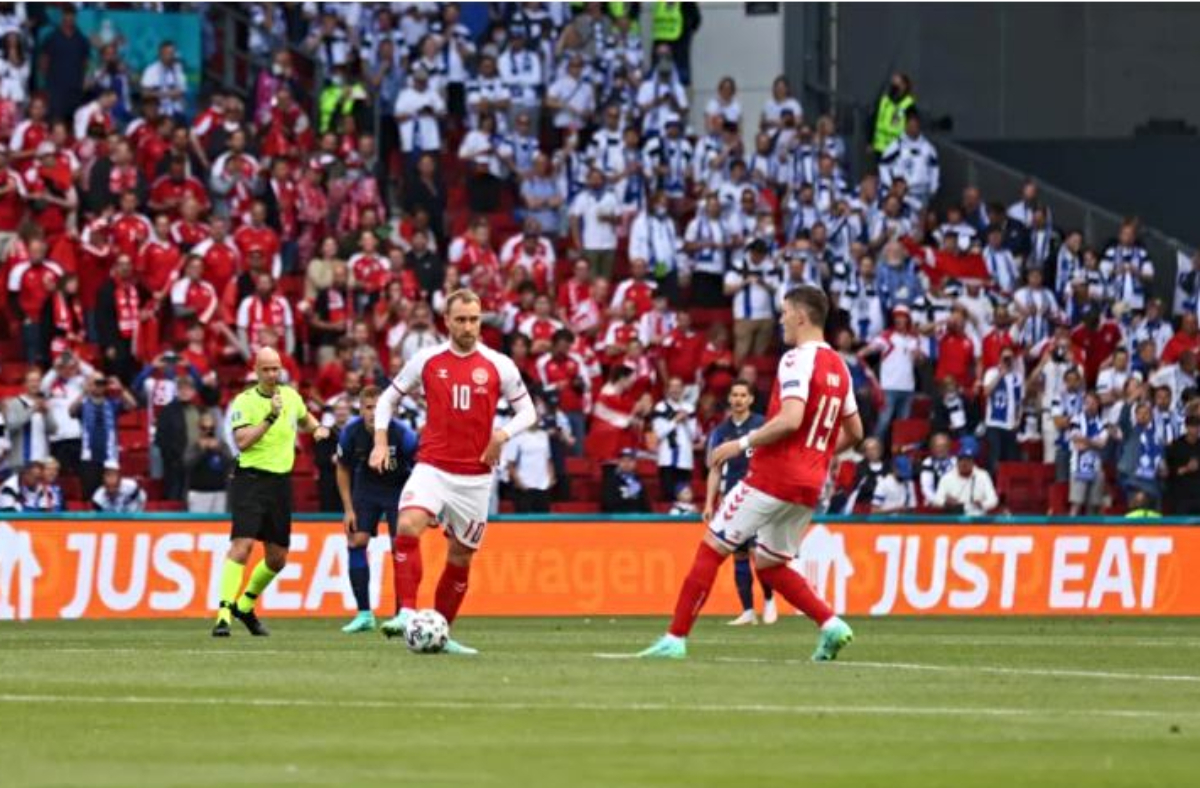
left=1, top=617, right=1198, bottom=788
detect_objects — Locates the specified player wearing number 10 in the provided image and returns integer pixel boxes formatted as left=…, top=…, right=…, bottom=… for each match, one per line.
left=370, top=290, right=537, bottom=654
left=638, top=285, right=865, bottom=661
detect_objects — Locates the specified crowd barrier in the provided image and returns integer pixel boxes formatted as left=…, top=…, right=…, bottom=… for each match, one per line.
left=0, top=515, right=1197, bottom=621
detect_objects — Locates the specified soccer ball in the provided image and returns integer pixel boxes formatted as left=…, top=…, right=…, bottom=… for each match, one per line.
left=404, top=609, right=450, bottom=654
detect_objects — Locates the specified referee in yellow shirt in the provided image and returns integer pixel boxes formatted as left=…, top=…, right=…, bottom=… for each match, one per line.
left=213, top=348, right=331, bottom=637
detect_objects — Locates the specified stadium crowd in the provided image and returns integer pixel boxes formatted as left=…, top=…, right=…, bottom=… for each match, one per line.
left=0, top=2, right=1198, bottom=517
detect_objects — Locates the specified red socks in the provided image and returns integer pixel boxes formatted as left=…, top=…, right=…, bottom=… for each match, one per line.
left=392, top=534, right=423, bottom=611
left=757, top=564, right=834, bottom=627
left=434, top=562, right=471, bottom=624
left=668, top=542, right=727, bottom=637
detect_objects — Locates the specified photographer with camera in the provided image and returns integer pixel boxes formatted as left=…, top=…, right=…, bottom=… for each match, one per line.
left=185, top=411, right=234, bottom=513
left=70, top=369, right=137, bottom=500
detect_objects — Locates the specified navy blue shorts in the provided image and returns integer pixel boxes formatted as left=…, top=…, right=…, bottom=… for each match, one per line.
left=351, top=495, right=399, bottom=538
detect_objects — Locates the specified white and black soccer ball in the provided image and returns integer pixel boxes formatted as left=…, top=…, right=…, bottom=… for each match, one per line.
left=404, top=609, right=450, bottom=654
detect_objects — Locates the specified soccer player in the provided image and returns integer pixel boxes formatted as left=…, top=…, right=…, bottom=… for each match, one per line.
left=371, top=290, right=537, bottom=653
left=703, top=379, right=773, bottom=626
left=638, top=286, right=863, bottom=661
left=336, top=385, right=419, bottom=633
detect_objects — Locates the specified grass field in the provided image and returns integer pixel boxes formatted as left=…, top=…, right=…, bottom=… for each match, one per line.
left=1, top=616, right=1198, bottom=787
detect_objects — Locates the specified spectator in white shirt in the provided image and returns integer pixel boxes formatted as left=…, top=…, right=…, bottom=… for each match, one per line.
left=724, top=239, right=779, bottom=363
left=651, top=376, right=699, bottom=504
left=545, top=53, right=595, bottom=135
left=503, top=417, right=555, bottom=513
left=457, top=112, right=507, bottom=213
left=859, top=304, right=923, bottom=441
left=879, top=110, right=939, bottom=208
left=498, top=29, right=543, bottom=129
left=141, top=41, right=188, bottom=120
left=91, top=463, right=146, bottom=513
left=931, top=438, right=999, bottom=515
left=919, top=432, right=956, bottom=505
left=683, top=193, right=729, bottom=308
left=393, top=66, right=446, bottom=175
left=760, top=75, right=803, bottom=131
left=871, top=455, right=917, bottom=514
left=629, top=190, right=682, bottom=302
left=569, top=167, right=621, bottom=279
left=981, top=348, right=1024, bottom=472
left=705, top=76, right=742, bottom=129
left=636, top=57, right=687, bottom=137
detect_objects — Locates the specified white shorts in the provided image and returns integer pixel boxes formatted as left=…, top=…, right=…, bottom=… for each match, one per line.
left=399, top=463, right=494, bottom=550
left=707, top=481, right=815, bottom=561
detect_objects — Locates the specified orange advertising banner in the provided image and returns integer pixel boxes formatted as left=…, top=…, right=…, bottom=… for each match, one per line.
left=1, top=517, right=1197, bottom=620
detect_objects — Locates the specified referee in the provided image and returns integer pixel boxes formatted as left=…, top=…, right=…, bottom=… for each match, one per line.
left=212, top=348, right=331, bottom=637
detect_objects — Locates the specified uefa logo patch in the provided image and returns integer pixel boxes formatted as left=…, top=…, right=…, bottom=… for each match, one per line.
left=472, top=368, right=489, bottom=386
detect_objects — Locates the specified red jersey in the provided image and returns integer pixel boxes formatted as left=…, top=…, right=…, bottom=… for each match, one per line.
left=0, top=167, right=24, bottom=231
left=148, top=175, right=210, bottom=217
left=111, top=212, right=153, bottom=258
left=743, top=342, right=859, bottom=507
left=1162, top=331, right=1200, bottom=366
left=236, top=294, right=293, bottom=349
left=233, top=224, right=280, bottom=264
left=661, top=327, right=706, bottom=382
left=518, top=315, right=563, bottom=347
left=936, top=331, right=977, bottom=391
left=137, top=238, right=184, bottom=294
left=392, top=342, right=529, bottom=476
left=268, top=177, right=298, bottom=239
left=9, top=119, right=47, bottom=169
left=6, top=259, right=63, bottom=319
left=348, top=252, right=389, bottom=293
left=191, top=237, right=240, bottom=294
left=503, top=239, right=556, bottom=294
left=610, top=278, right=656, bottom=317
left=981, top=327, right=1019, bottom=374
left=170, top=277, right=220, bottom=324
left=169, top=219, right=211, bottom=251
left=537, top=352, right=589, bottom=412
left=1071, top=321, right=1124, bottom=385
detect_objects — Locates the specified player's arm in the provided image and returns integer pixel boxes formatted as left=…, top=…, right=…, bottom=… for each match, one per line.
left=232, top=394, right=280, bottom=452
left=833, top=411, right=865, bottom=455
left=336, top=462, right=356, bottom=533
left=483, top=392, right=537, bottom=467
left=703, top=463, right=721, bottom=522
left=711, top=397, right=807, bottom=466
left=373, top=357, right=421, bottom=470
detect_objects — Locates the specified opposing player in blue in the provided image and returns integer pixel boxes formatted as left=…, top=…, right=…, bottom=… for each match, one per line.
left=336, top=385, right=419, bottom=633
left=704, top=380, right=773, bottom=625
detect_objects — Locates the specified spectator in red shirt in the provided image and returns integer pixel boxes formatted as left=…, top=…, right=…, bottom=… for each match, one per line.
left=936, top=307, right=977, bottom=393
left=232, top=200, right=281, bottom=274
left=1070, top=306, right=1123, bottom=386
left=148, top=154, right=209, bottom=218
left=981, top=304, right=1020, bottom=373
left=0, top=146, right=24, bottom=256
left=658, top=309, right=705, bottom=394
left=537, top=328, right=591, bottom=452
left=699, top=322, right=736, bottom=401
left=610, top=257, right=657, bottom=317
left=110, top=190, right=153, bottom=258
left=191, top=214, right=239, bottom=295
left=1162, top=313, right=1200, bottom=366
left=6, top=238, right=63, bottom=366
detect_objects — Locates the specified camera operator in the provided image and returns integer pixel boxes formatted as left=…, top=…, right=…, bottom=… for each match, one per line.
left=538, top=390, right=577, bottom=500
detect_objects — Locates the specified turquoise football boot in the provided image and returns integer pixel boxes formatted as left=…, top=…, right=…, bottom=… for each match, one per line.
left=443, top=638, right=479, bottom=655
left=341, top=611, right=376, bottom=634
left=379, top=609, right=413, bottom=640
left=811, top=619, right=854, bottom=662
left=636, top=634, right=687, bottom=659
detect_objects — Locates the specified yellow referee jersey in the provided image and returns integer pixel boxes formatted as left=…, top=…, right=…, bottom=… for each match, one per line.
left=229, top=385, right=306, bottom=474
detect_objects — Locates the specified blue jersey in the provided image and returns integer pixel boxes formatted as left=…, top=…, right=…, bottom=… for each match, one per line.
left=336, top=417, right=419, bottom=502
left=708, top=413, right=766, bottom=495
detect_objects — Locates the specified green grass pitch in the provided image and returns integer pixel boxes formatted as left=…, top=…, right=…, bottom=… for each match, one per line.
left=1, top=616, right=1198, bottom=787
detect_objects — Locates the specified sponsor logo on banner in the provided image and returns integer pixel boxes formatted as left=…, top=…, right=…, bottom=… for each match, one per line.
left=0, top=519, right=1193, bottom=620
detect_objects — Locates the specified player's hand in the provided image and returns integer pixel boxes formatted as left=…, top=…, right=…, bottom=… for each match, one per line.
left=313, top=425, right=331, bottom=441
left=702, top=500, right=715, bottom=522
left=368, top=444, right=389, bottom=472
left=709, top=439, right=743, bottom=468
left=480, top=429, right=509, bottom=467
left=270, top=394, right=283, bottom=418
left=342, top=510, right=357, bottom=535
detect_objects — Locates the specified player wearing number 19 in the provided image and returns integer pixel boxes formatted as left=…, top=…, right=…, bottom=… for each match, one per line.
left=637, top=285, right=864, bottom=661
left=370, top=290, right=537, bottom=654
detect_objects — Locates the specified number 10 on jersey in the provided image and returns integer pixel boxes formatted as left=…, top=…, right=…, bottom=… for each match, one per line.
left=452, top=384, right=472, bottom=410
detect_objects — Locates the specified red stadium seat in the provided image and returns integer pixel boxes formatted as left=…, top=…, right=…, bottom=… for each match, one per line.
left=996, top=462, right=1055, bottom=514
left=891, top=419, right=930, bottom=453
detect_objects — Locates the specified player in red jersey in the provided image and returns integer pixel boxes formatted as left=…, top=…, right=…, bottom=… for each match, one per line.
left=371, top=289, right=536, bottom=653
left=637, top=285, right=864, bottom=661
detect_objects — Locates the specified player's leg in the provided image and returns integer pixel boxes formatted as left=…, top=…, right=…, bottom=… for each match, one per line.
left=432, top=471, right=495, bottom=655
left=380, top=464, right=443, bottom=637
left=757, top=565, right=778, bottom=625
left=726, top=546, right=757, bottom=626
left=752, top=507, right=853, bottom=661
left=341, top=500, right=378, bottom=633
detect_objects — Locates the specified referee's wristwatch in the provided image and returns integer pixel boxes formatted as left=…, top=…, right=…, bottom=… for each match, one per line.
left=264, top=413, right=278, bottom=426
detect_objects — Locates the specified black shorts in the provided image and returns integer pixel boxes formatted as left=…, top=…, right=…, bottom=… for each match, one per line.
left=352, top=495, right=399, bottom=539
left=229, top=468, right=293, bottom=548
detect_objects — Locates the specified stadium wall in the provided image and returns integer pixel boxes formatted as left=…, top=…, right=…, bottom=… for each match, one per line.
left=832, top=2, right=1200, bottom=139
left=1, top=516, right=1197, bottom=621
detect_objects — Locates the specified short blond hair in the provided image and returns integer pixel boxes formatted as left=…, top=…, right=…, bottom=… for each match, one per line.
left=445, top=288, right=481, bottom=312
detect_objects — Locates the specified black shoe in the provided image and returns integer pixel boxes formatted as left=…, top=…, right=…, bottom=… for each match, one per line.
left=212, top=619, right=231, bottom=638
left=231, top=605, right=270, bottom=636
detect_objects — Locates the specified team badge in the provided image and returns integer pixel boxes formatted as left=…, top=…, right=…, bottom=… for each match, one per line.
left=472, top=368, right=489, bottom=385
